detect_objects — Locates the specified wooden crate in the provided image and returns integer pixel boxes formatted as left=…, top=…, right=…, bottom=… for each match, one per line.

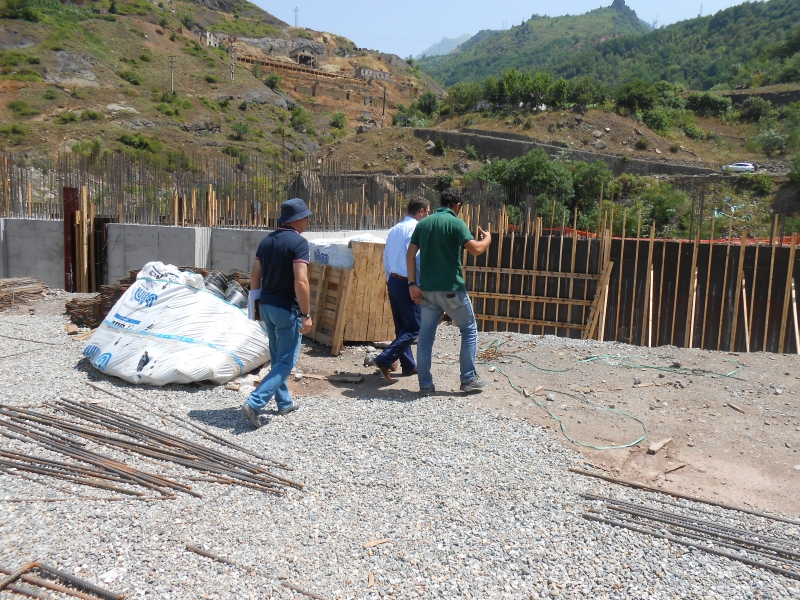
left=307, top=241, right=394, bottom=355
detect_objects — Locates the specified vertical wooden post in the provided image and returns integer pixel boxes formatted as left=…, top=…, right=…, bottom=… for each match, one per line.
left=729, top=231, right=747, bottom=352
left=716, top=221, right=734, bottom=350
left=639, top=223, right=655, bottom=347
left=741, top=277, right=751, bottom=353
left=763, top=237, right=778, bottom=352
left=628, top=212, right=642, bottom=343
left=684, top=229, right=700, bottom=348
left=778, top=233, right=798, bottom=353
left=655, top=241, right=667, bottom=346
left=792, top=279, right=800, bottom=355
left=27, top=181, right=32, bottom=218
left=700, top=216, right=716, bottom=350
left=614, top=209, right=627, bottom=340
left=748, top=244, right=759, bottom=349
left=688, top=268, right=698, bottom=349
left=647, top=265, right=654, bottom=347
left=670, top=241, right=684, bottom=347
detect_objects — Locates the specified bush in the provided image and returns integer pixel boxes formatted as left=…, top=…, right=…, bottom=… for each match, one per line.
left=8, top=100, right=38, bottom=117
left=465, top=145, right=478, bottom=160
left=238, top=101, right=248, bottom=111
left=222, top=145, right=246, bottom=160
left=43, top=89, right=57, bottom=100
left=446, top=80, right=481, bottom=113
left=753, top=128, right=787, bottom=157
left=616, top=79, right=657, bottom=114
left=204, top=74, right=220, bottom=83
left=686, top=92, right=731, bottom=117
left=752, top=174, right=775, bottom=195
left=290, top=106, right=314, bottom=133
left=670, top=143, right=681, bottom=153
left=179, top=12, right=195, bottom=30
left=72, top=138, right=104, bottom=161
left=158, top=16, right=168, bottom=28
left=118, top=70, right=141, bottom=85
left=788, top=156, right=800, bottom=185
left=417, top=91, right=439, bottom=117
left=643, top=108, right=670, bottom=133
left=680, top=121, right=706, bottom=141
left=81, top=110, right=103, bottom=121
left=1, top=0, right=41, bottom=21
left=0, top=123, right=27, bottom=145
left=434, top=138, right=446, bottom=155
left=139, top=54, right=152, bottom=62
left=230, top=122, right=252, bottom=140
left=155, top=102, right=179, bottom=116
left=433, top=174, right=454, bottom=192
left=54, top=112, right=79, bottom=124
left=264, top=73, right=281, bottom=90
left=119, top=132, right=162, bottom=153
left=635, top=138, right=649, bottom=150
left=330, top=112, right=346, bottom=129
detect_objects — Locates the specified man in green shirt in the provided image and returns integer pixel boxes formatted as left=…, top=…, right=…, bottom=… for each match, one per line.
left=407, top=188, right=492, bottom=395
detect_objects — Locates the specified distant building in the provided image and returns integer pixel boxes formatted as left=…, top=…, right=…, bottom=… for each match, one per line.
left=289, top=45, right=324, bottom=68
left=355, top=67, right=392, bottom=82
left=199, top=30, right=219, bottom=48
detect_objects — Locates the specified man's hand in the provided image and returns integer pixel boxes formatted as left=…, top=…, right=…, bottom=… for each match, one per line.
left=409, top=283, right=423, bottom=304
left=464, top=227, right=492, bottom=256
left=477, top=226, right=491, bottom=242
left=300, top=315, right=313, bottom=335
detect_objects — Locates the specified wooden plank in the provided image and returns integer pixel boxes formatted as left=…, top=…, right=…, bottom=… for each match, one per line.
left=493, top=229, right=505, bottom=330
left=598, top=266, right=610, bottom=342
left=778, top=233, right=798, bottom=353
left=464, top=267, right=600, bottom=280
left=614, top=209, right=627, bottom=341
left=688, top=268, right=698, bottom=349
left=700, top=216, right=716, bottom=350
left=747, top=244, right=758, bottom=348
left=655, top=241, right=666, bottom=346
left=793, top=279, right=800, bottom=355
left=470, top=292, right=593, bottom=306
left=475, top=315, right=587, bottom=331
left=582, top=261, right=613, bottom=340
left=729, top=230, right=747, bottom=351
left=741, top=277, right=751, bottom=352
left=331, top=268, right=353, bottom=355
left=628, top=212, right=642, bottom=343
left=763, top=237, right=778, bottom=352
left=647, top=265, right=654, bottom=347
left=717, top=221, right=734, bottom=350
left=683, top=229, right=700, bottom=347
left=310, top=265, right=330, bottom=339
left=640, top=223, right=655, bottom=346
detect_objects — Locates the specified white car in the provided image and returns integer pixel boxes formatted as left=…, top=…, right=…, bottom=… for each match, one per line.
left=721, top=162, right=755, bottom=173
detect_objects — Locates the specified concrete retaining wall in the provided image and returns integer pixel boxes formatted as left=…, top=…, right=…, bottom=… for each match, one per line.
left=0, top=219, right=64, bottom=289
left=413, top=128, right=718, bottom=178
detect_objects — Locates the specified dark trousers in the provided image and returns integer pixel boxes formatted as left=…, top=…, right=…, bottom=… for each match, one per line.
left=375, top=276, right=421, bottom=373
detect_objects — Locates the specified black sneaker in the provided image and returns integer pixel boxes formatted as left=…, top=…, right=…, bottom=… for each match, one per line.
left=419, top=383, right=436, bottom=396
left=277, top=401, right=300, bottom=416
left=460, top=376, right=487, bottom=394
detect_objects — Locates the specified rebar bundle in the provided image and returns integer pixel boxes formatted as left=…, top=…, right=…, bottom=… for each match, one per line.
left=582, top=492, right=800, bottom=581
left=0, top=401, right=301, bottom=498
left=0, top=562, right=123, bottom=600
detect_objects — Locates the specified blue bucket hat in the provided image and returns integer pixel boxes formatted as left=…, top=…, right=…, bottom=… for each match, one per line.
left=278, top=197, right=313, bottom=224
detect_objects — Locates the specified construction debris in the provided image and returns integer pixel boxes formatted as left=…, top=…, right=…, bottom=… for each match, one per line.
left=0, top=278, right=46, bottom=310
left=647, top=437, right=673, bottom=454
left=0, top=562, right=123, bottom=599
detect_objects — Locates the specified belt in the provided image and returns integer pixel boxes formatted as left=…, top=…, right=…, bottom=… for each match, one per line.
left=389, top=272, right=408, bottom=280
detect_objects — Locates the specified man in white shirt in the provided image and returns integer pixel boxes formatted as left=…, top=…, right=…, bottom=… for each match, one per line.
left=369, top=197, right=430, bottom=383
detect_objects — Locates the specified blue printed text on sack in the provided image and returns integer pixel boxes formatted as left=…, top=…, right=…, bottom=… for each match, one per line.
left=83, top=345, right=101, bottom=359
left=133, top=288, right=158, bottom=307
left=93, top=353, right=111, bottom=371
left=313, top=249, right=329, bottom=264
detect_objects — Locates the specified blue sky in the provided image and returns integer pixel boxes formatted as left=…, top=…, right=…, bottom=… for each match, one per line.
left=255, top=0, right=759, bottom=59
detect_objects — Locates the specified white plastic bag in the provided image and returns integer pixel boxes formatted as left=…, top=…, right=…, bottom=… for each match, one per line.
left=82, top=262, right=270, bottom=385
left=309, top=234, right=385, bottom=269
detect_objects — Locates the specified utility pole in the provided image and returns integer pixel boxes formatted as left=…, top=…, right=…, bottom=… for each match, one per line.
left=381, top=86, right=386, bottom=128
left=294, top=6, right=299, bottom=27
left=169, top=55, right=175, bottom=95
left=229, top=38, right=236, bottom=81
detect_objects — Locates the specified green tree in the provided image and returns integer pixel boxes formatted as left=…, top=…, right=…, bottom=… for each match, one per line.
left=615, top=79, right=656, bottom=114
left=547, top=78, right=568, bottom=108
left=265, top=73, right=281, bottom=90
left=570, top=160, right=612, bottom=213
left=417, top=91, right=439, bottom=116
left=739, top=97, right=774, bottom=122
left=685, top=92, right=731, bottom=117
left=446, top=81, right=482, bottom=113
left=1, top=0, right=40, bottom=21
left=231, top=122, right=253, bottom=140
left=330, top=112, right=346, bottom=129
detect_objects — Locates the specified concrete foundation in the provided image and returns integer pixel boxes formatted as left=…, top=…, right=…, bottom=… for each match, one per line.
left=1, top=219, right=390, bottom=289
left=0, top=218, right=64, bottom=289
left=106, top=224, right=212, bottom=283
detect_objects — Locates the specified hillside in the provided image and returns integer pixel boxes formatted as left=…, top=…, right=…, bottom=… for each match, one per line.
left=416, top=34, right=471, bottom=59
left=417, top=0, right=650, bottom=87
left=0, top=0, right=431, bottom=159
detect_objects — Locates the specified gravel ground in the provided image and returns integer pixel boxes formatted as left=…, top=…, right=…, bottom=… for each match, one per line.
left=1, top=308, right=799, bottom=599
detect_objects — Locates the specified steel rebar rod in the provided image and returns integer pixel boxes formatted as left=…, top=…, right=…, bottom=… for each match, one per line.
left=0, top=566, right=114, bottom=600
left=570, top=468, right=800, bottom=526
left=583, top=512, right=800, bottom=581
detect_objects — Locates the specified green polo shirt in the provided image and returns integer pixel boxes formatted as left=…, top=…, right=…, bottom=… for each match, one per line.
left=410, top=206, right=474, bottom=292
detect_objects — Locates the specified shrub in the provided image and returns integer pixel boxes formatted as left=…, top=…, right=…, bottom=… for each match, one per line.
left=417, top=91, right=439, bottom=117
left=72, top=138, right=104, bottom=160
left=752, top=174, right=775, bottom=195
left=43, top=89, right=57, bottom=100
left=155, top=102, right=179, bottom=116
left=264, top=73, right=281, bottom=90
left=139, top=54, right=152, bottom=62
left=8, top=100, right=38, bottom=117
left=738, top=96, right=774, bottom=123
left=230, top=122, right=252, bottom=140
left=1, top=0, right=41, bottom=21
left=118, top=70, right=141, bottom=85
left=635, top=138, right=649, bottom=150
left=251, top=64, right=262, bottom=80
left=0, top=123, right=27, bottom=145
left=616, top=79, right=657, bottom=114
left=204, top=74, right=220, bottom=83
left=680, top=121, right=706, bottom=141
left=434, top=138, right=446, bottom=155
left=686, top=92, right=731, bottom=117
left=179, top=12, right=195, bottom=30
left=433, top=173, right=454, bottom=192
left=119, top=132, right=162, bottom=153
left=643, top=108, right=670, bottom=133
left=54, top=112, right=79, bottom=124
left=290, top=106, right=313, bottom=133
left=158, top=16, right=168, bottom=28
left=238, top=101, right=248, bottom=111
left=222, top=145, right=246, bottom=159
left=330, top=112, right=346, bottom=129
left=109, top=0, right=117, bottom=13
left=788, top=156, right=800, bottom=185
left=465, top=145, right=478, bottom=160
left=753, top=129, right=787, bottom=157
left=669, top=143, right=681, bottom=153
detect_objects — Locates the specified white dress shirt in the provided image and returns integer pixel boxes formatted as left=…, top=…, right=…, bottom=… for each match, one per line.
left=383, top=216, right=420, bottom=284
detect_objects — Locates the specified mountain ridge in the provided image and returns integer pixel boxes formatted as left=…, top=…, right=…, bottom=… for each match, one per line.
left=415, top=33, right=471, bottom=59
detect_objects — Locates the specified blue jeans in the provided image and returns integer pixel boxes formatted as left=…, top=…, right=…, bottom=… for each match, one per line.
left=247, top=302, right=301, bottom=412
left=375, top=277, right=421, bottom=373
left=416, top=290, right=477, bottom=389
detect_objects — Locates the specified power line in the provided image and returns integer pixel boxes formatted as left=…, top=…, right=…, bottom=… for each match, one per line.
left=168, top=55, right=175, bottom=95
left=294, top=6, right=299, bottom=27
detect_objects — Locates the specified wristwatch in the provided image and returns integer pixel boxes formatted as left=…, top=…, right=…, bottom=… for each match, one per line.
left=408, top=282, right=417, bottom=287
left=302, top=312, right=311, bottom=318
